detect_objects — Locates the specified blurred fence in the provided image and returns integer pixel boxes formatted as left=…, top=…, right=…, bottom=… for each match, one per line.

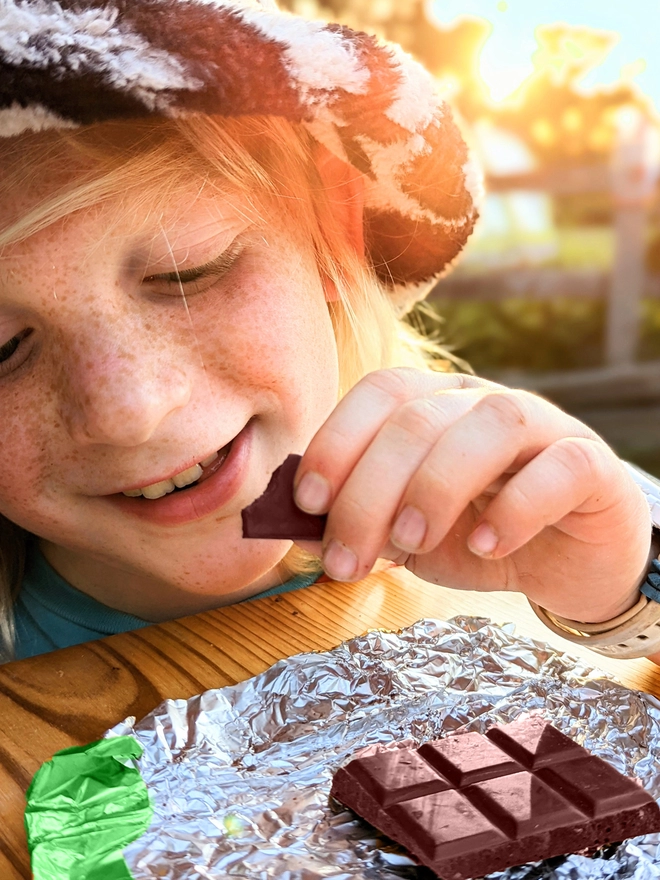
left=434, top=268, right=660, bottom=302
left=429, top=125, right=660, bottom=472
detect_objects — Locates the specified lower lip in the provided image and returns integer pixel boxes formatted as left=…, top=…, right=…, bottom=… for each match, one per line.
left=106, top=419, right=254, bottom=526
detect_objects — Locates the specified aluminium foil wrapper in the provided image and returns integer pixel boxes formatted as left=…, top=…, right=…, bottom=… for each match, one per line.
left=107, top=617, right=660, bottom=879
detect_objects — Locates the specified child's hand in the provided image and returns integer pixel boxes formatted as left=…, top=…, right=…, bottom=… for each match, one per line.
left=293, top=367, right=653, bottom=625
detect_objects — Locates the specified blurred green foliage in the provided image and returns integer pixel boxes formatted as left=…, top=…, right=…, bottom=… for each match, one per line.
left=641, top=299, right=660, bottom=359
left=408, top=297, right=660, bottom=374
left=458, top=226, right=615, bottom=272
left=646, top=229, right=660, bottom=273
left=553, top=193, right=613, bottom=227
left=552, top=227, right=614, bottom=269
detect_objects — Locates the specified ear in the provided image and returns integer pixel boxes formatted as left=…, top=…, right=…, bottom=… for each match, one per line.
left=313, top=145, right=365, bottom=302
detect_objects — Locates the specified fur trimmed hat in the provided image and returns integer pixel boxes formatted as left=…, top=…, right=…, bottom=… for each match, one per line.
left=0, top=0, right=481, bottom=313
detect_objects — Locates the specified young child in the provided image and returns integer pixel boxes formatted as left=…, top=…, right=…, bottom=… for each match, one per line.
left=1, top=0, right=659, bottom=665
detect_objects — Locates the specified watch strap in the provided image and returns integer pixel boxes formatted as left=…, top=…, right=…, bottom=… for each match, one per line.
left=640, top=559, right=660, bottom=603
left=529, top=590, right=660, bottom=659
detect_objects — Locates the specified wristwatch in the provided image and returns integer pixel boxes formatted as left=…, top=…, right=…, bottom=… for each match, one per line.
left=529, top=461, right=660, bottom=659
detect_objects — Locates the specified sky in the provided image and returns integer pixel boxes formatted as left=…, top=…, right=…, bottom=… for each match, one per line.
left=430, top=0, right=660, bottom=110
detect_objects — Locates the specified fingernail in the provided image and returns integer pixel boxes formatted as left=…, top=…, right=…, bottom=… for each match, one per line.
left=323, top=539, right=358, bottom=580
left=295, top=471, right=331, bottom=514
left=391, top=505, right=427, bottom=552
left=468, top=522, right=498, bottom=557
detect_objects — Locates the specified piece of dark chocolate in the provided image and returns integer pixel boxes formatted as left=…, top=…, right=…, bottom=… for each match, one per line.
left=241, top=454, right=327, bottom=540
left=330, top=714, right=660, bottom=880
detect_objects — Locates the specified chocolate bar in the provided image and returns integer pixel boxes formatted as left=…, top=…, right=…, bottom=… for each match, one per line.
left=330, top=715, right=660, bottom=880
left=241, top=454, right=327, bottom=540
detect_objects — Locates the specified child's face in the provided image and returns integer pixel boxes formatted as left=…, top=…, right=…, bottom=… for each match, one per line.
left=0, top=149, right=340, bottom=618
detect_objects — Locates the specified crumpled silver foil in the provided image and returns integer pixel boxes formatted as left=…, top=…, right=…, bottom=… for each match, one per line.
left=108, top=617, right=660, bottom=880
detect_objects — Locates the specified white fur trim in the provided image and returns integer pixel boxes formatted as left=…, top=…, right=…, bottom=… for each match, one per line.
left=302, top=116, right=350, bottom=164
left=358, top=130, right=470, bottom=229
left=0, top=101, right=78, bottom=137
left=382, top=40, right=439, bottom=133
left=0, top=1, right=201, bottom=109
left=235, top=8, right=370, bottom=105
left=462, top=154, right=484, bottom=207
left=176, top=0, right=277, bottom=8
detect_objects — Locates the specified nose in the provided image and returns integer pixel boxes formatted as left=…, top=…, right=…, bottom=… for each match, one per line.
left=58, top=323, right=193, bottom=448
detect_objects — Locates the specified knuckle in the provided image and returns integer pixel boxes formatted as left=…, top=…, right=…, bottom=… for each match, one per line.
left=332, top=490, right=379, bottom=528
left=320, top=418, right=355, bottom=449
left=413, top=456, right=453, bottom=502
left=456, top=371, right=498, bottom=391
left=473, top=389, right=531, bottom=431
left=360, top=367, right=417, bottom=405
left=550, top=436, right=607, bottom=481
left=388, top=397, right=445, bottom=442
left=505, top=479, right=539, bottom=517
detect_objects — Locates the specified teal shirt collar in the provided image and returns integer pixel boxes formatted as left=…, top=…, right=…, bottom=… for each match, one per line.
left=13, top=546, right=323, bottom=661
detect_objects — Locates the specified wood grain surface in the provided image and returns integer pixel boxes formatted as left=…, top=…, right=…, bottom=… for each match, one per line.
left=2, top=566, right=660, bottom=876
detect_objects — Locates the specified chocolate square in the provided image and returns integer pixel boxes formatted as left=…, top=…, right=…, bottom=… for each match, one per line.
left=241, top=454, right=327, bottom=540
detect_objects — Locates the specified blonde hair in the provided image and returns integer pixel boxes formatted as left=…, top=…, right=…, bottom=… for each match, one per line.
left=0, top=115, right=465, bottom=662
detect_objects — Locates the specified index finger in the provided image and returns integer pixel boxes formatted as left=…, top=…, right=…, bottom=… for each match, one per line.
left=293, top=367, right=496, bottom=514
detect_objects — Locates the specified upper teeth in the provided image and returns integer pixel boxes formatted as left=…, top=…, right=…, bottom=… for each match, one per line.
left=123, top=452, right=219, bottom=499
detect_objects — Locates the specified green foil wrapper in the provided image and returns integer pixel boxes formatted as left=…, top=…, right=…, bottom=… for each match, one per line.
left=25, top=735, right=152, bottom=880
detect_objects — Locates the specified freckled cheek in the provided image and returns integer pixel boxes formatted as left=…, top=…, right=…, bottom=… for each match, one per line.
left=0, top=454, right=55, bottom=529
left=0, top=438, right=57, bottom=531
left=0, top=375, right=76, bottom=517
left=191, top=269, right=337, bottom=434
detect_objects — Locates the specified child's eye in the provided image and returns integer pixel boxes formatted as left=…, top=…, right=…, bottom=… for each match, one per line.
left=0, top=328, right=34, bottom=377
left=142, top=240, right=245, bottom=295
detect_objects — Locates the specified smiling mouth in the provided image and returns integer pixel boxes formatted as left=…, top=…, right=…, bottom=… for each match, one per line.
left=121, top=440, right=234, bottom=499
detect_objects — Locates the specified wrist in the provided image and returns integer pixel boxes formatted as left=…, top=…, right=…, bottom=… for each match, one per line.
left=531, top=530, right=654, bottom=625
left=586, top=530, right=660, bottom=624
left=529, top=530, right=660, bottom=660
left=529, top=462, right=660, bottom=660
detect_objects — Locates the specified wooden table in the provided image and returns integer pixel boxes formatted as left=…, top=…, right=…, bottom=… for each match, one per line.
left=3, top=566, right=660, bottom=878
